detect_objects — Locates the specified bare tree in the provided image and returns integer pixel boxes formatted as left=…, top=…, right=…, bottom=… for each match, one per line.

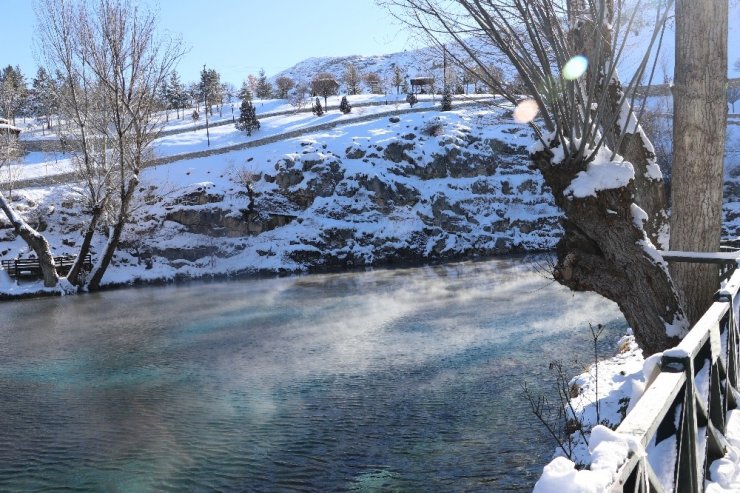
left=392, top=65, right=405, bottom=94
left=670, top=0, right=728, bottom=324
left=382, top=0, right=687, bottom=355
left=289, top=80, right=311, bottom=111
left=275, top=76, right=295, bottom=99
left=729, top=85, right=740, bottom=113
left=311, top=72, right=339, bottom=108
left=35, top=0, right=183, bottom=290
left=364, top=72, right=383, bottom=94
left=343, top=63, right=362, bottom=95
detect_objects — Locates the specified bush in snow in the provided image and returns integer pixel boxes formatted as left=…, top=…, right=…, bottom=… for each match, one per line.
left=313, top=97, right=324, bottom=116
left=236, top=99, right=260, bottom=136
left=422, top=117, right=444, bottom=137
left=406, top=93, right=417, bottom=108
left=339, top=96, right=351, bottom=114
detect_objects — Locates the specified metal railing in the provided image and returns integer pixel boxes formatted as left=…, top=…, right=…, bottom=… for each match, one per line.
left=606, top=253, right=740, bottom=492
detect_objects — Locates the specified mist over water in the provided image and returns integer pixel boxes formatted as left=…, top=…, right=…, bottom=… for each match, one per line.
left=0, top=257, right=626, bottom=491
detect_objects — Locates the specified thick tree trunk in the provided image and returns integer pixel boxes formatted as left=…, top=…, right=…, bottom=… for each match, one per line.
left=670, top=0, right=728, bottom=325
left=531, top=147, right=687, bottom=355
left=86, top=177, right=138, bottom=291
left=67, top=208, right=102, bottom=286
left=0, top=192, right=59, bottom=287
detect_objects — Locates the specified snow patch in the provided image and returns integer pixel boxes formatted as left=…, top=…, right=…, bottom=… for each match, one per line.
left=534, top=425, right=643, bottom=493
left=564, top=160, right=635, bottom=199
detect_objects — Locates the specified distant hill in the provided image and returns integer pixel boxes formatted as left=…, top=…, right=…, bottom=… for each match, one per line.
left=269, top=42, right=499, bottom=95
left=272, top=1, right=740, bottom=94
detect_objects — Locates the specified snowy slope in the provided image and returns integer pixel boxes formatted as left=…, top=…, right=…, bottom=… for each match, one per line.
left=0, top=104, right=561, bottom=294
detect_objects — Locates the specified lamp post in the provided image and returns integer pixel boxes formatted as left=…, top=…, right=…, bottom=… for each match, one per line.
left=203, top=64, right=210, bottom=147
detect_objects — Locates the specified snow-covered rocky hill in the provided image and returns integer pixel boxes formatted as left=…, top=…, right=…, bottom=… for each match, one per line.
left=0, top=104, right=562, bottom=292
left=272, top=1, right=740, bottom=92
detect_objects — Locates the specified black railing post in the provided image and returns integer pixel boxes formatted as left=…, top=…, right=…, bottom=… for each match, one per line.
left=662, top=354, right=701, bottom=493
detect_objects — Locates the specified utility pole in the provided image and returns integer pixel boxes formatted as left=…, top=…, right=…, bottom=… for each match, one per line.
left=203, top=64, right=210, bottom=147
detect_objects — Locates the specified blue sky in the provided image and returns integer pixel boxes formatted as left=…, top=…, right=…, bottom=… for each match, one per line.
left=0, top=0, right=412, bottom=85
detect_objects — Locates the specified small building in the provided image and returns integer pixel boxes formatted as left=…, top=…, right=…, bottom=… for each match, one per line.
left=0, top=117, right=21, bottom=137
left=410, top=77, right=435, bottom=94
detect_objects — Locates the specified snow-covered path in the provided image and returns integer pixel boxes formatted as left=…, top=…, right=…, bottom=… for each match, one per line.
left=8, top=97, right=502, bottom=188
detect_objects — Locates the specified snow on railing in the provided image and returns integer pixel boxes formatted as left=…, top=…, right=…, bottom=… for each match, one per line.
left=535, top=252, right=740, bottom=492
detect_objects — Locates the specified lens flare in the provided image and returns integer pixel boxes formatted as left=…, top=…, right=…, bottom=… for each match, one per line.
left=563, top=55, right=589, bottom=80
left=513, top=99, right=539, bottom=124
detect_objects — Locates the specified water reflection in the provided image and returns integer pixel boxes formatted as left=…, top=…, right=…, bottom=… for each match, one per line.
left=0, top=257, right=626, bottom=491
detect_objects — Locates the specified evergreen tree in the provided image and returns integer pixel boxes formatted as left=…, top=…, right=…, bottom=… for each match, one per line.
left=235, top=99, right=260, bottom=136
left=312, top=97, right=323, bottom=116
left=255, top=68, right=272, bottom=99
left=0, top=65, right=29, bottom=124
left=339, top=95, right=351, bottom=114
left=167, top=70, right=187, bottom=119
left=441, top=85, right=452, bottom=111
left=406, top=92, right=417, bottom=107
left=29, top=67, right=57, bottom=130
left=238, top=81, right=252, bottom=102
left=199, top=67, right=222, bottom=115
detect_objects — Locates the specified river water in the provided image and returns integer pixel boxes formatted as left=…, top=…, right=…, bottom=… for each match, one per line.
left=0, top=257, right=626, bottom=492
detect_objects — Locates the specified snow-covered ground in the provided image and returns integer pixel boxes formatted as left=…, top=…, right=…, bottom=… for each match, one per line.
left=0, top=102, right=559, bottom=297
left=10, top=94, right=496, bottom=184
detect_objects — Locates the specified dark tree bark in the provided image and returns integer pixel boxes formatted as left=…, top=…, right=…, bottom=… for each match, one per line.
left=87, top=176, right=138, bottom=291
left=670, top=0, right=728, bottom=325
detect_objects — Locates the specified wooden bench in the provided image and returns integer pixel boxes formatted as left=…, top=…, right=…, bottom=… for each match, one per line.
left=1, top=254, right=93, bottom=278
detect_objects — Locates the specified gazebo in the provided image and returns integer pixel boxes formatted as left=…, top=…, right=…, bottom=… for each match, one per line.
left=410, top=77, right=435, bottom=94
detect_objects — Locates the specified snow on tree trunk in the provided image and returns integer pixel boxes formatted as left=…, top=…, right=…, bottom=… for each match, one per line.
left=670, top=0, right=728, bottom=325
left=0, top=192, right=59, bottom=287
left=531, top=135, right=687, bottom=355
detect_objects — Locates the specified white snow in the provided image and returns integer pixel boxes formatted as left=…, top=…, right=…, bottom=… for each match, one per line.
left=534, top=425, right=643, bottom=493
left=564, top=159, right=635, bottom=199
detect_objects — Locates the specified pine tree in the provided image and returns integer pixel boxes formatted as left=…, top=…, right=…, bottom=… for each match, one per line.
left=339, top=96, right=351, bottom=114
left=29, top=67, right=56, bottom=130
left=236, top=99, right=260, bottom=136
left=441, top=85, right=452, bottom=111
left=0, top=65, right=28, bottom=124
left=200, top=68, right=222, bottom=115
left=167, top=70, right=187, bottom=119
left=238, top=81, right=252, bottom=102
left=313, top=97, right=323, bottom=116
left=255, top=68, right=272, bottom=99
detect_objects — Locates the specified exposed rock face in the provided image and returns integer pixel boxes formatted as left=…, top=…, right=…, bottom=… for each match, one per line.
left=140, top=113, right=564, bottom=273
left=0, top=110, right=565, bottom=281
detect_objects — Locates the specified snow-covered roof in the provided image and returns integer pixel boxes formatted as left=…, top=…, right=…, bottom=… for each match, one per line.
left=0, top=123, right=21, bottom=135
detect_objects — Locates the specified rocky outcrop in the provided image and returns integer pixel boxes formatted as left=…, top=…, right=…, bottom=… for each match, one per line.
left=144, top=114, right=562, bottom=274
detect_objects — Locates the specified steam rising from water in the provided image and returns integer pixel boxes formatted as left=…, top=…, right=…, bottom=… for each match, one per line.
left=0, top=257, right=625, bottom=491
